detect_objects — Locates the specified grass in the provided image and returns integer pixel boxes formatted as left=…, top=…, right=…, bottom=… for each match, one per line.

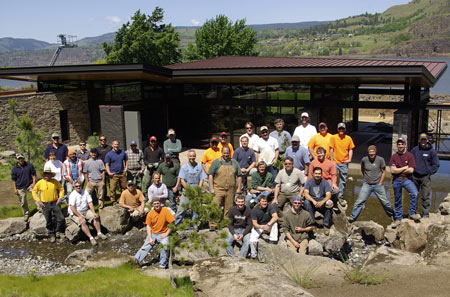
left=0, top=263, right=193, bottom=297
left=280, top=262, right=320, bottom=289
left=344, top=259, right=389, bottom=286
left=0, top=164, right=10, bottom=181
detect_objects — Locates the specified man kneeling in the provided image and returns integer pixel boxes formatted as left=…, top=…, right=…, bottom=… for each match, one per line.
left=227, top=195, right=252, bottom=257
left=134, top=198, right=175, bottom=268
left=249, top=195, right=278, bottom=259
left=282, top=196, right=313, bottom=254
left=68, top=179, right=106, bottom=246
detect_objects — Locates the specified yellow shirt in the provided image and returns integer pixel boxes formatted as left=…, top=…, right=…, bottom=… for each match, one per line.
left=32, top=179, right=64, bottom=202
left=308, top=133, right=332, bottom=159
left=201, top=147, right=222, bottom=171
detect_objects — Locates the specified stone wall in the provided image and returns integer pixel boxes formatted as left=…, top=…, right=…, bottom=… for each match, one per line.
left=0, top=91, right=90, bottom=150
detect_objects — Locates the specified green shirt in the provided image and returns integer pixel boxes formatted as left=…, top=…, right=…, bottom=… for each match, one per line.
left=156, top=162, right=180, bottom=188
left=208, top=158, right=242, bottom=177
left=251, top=171, right=273, bottom=190
left=281, top=207, right=313, bottom=242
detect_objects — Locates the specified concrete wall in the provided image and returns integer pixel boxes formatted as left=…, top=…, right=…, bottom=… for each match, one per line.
left=0, top=91, right=90, bottom=150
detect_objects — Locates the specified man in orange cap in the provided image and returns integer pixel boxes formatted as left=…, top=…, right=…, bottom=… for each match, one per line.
left=63, top=149, right=84, bottom=198
left=218, top=132, right=234, bottom=157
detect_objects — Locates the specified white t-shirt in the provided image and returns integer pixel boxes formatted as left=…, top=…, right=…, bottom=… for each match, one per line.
left=239, top=133, right=260, bottom=150
left=68, top=189, right=92, bottom=215
left=44, top=160, right=63, bottom=182
left=293, top=124, right=317, bottom=148
left=255, top=136, right=279, bottom=166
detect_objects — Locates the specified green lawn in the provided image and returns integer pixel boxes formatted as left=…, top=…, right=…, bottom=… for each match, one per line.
left=0, top=264, right=193, bottom=297
left=0, top=164, right=10, bottom=181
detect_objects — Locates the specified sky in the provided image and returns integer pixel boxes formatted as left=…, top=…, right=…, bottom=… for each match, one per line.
left=0, top=0, right=411, bottom=43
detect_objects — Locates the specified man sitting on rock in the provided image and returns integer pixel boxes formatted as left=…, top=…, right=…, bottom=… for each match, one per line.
left=119, top=180, right=148, bottom=222
left=273, top=157, right=305, bottom=213
left=68, top=179, right=107, bottom=246
left=303, top=167, right=333, bottom=235
left=246, top=161, right=274, bottom=208
left=227, top=195, right=252, bottom=258
left=281, top=196, right=313, bottom=254
left=134, top=197, right=175, bottom=268
left=249, top=195, right=278, bottom=259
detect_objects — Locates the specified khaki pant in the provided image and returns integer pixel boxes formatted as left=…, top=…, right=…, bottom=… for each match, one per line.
left=70, top=209, right=96, bottom=226
left=86, top=180, right=104, bottom=207
left=277, top=192, right=299, bottom=212
left=16, top=188, right=29, bottom=216
left=287, top=239, right=308, bottom=255
left=110, top=174, right=127, bottom=202
left=213, top=187, right=235, bottom=219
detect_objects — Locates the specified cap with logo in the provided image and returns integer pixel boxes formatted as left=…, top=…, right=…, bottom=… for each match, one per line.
left=419, top=133, right=428, bottom=140
left=149, top=136, right=157, bottom=142
left=301, top=112, right=309, bottom=118
left=337, top=122, right=346, bottom=129
left=260, top=126, right=269, bottom=131
left=51, top=132, right=59, bottom=138
left=291, top=135, right=300, bottom=142
left=130, top=140, right=137, bottom=145
left=397, top=137, right=406, bottom=143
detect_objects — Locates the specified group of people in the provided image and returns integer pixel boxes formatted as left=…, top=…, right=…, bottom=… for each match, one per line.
left=11, top=113, right=440, bottom=264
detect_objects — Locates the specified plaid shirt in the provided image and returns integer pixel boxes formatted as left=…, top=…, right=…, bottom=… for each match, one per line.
left=126, top=148, right=145, bottom=171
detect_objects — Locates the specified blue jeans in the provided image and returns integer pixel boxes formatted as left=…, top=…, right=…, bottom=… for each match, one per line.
left=303, top=200, right=332, bottom=227
left=335, top=163, right=348, bottom=199
left=267, top=165, right=278, bottom=185
left=350, top=182, right=394, bottom=220
left=227, top=228, right=250, bottom=257
left=245, top=190, right=272, bottom=206
left=392, top=178, right=419, bottom=221
left=167, top=189, right=177, bottom=213
left=175, top=194, right=198, bottom=225
left=134, top=233, right=169, bottom=268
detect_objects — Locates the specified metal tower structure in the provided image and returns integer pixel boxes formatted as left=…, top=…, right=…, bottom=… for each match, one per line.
left=49, top=34, right=77, bottom=66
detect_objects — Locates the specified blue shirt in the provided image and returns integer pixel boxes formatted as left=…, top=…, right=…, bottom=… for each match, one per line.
left=179, top=162, right=206, bottom=187
left=304, top=178, right=331, bottom=202
left=269, top=130, right=291, bottom=153
left=233, top=147, right=256, bottom=169
left=285, top=145, right=310, bottom=171
left=70, top=159, right=79, bottom=180
left=44, top=143, right=68, bottom=162
left=11, top=162, right=36, bottom=189
left=105, top=149, right=128, bottom=174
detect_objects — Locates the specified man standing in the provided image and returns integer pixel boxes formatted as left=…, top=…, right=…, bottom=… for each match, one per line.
left=269, top=118, right=292, bottom=155
left=32, top=167, right=65, bottom=243
left=246, top=161, right=274, bottom=207
left=273, top=157, right=305, bottom=212
left=76, top=141, right=90, bottom=163
left=330, top=123, right=355, bottom=201
left=126, top=140, right=145, bottom=190
left=303, top=167, right=332, bottom=235
left=293, top=112, right=317, bottom=149
left=83, top=148, right=106, bottom=208
left=249, top=196, right=278, bottom=259
left=134, top=197, right=175, bottom=268
left=63, top=149, right=84, bottom=196
left=142, top=136, right=165, bottom=194
left=175, top=150, right=207, bottom=225
left=201, top=137, right=222, bottom=173
left=68, top=179, right=106, bottom=246
left=282, top=196, right=313, bottom=254
left=255, top=126, right=279, bottom=178
left=44, top=132, right=68, bottom=162
left=285, top=135, right=310, bottom=174
left=390, top=138, right=420, bottom=222
left=105, top=140, right=128, bottom=204
left=208, top=146, right=242, bottom=222
left=95, top=135, right=111, bottom=163
left=119, top=180, right=148, bottom=222
left=308, top=122, right=332, bottom=160
left=348, top=145, right=394, bottom=222
left=227, top=195, right=252, bottom=258
left=163, top=129, right=182, bottom=165
left=11, top=154, right=36, bottom=221
left=157, top=154, right=180, bottom=213
left=233, top=136, right=256, bottom=192
left=218, top=132, right=234, bottom=157
left=411, top=133, right=440, bottom=217
left=308, top=147, right=339, bottom=196
left=240, top=122, right=260, bottom=150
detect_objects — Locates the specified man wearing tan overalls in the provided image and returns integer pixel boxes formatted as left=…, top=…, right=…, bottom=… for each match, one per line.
left=208, top=146, right=242, bottom=228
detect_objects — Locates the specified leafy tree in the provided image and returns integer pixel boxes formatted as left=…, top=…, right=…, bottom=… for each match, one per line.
left=186, top=15, right=258, bottom=61
left=103, top=7, right=181, bottom=66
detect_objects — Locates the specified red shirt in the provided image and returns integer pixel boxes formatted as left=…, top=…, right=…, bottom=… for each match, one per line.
left=389, top=151, right=416, bottom=179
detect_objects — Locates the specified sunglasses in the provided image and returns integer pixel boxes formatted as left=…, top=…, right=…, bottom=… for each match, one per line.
left=79, top=143, right=86, bottom=146
left=74, top=185, right=82, bottom=188
left=100, top=139, right=106, bottom=141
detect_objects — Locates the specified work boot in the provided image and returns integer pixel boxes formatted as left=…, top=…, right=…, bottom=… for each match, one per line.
left=96, top=233, right=107, bottom=240
left=324, top=226, right=330, bottom=236
left=49, top=236, right=56, bottom=243
left=391, top=220, right=401, bottom=228
left=347, top=216, right=354, bottom=223
left=408, top=214, right=421, bottom=222
left=90, top=238, right=98, bottom=246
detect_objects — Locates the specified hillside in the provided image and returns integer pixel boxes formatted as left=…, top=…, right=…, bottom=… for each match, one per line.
left=0, top=37, right=50, bottom=53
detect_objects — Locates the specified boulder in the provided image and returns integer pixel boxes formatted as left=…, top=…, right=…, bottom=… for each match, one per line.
left=0, top=217, right=27, bottom=237
left=65, top=249, right=95, bottom=265
left=423, top=224, right=450, bottom=260
left=439, top=201, right=450, bottom=215
left=100, top=206, right=131, bottom=234
left=426, top=251, right=450, bottom=267
left=65, top=249, right=131, bottom=268
left=190, top=256, right=315, bottom=297
left=29, top=212, right=47, bottom=237
left=314, top=227, right=348, bottom=258
left=366, top=246, right=425, bottom=266
left=351, top=220, right=385, bottom=242
left=308, top=239, right=323, bottom=256
left=142, top=267, right=191, bottom=279
left=174, top=229, right=227, bottom=264
left=65, top=218, right=82, bottom=242
left=0, top=150, right=15, bottom=159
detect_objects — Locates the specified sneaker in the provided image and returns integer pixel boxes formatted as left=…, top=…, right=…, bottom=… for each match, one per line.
left=408, top=214, right=421, bottom=222
left=96, top=233, right=107, bottom=240
left=56, top=232, right=65, bottom=239
left=49, top=236, right=56, bottom=243
left=90, top=238, right=98, bottom=246
left=251, top=255, right=258, bottom=260
left=347, top=216, right=354, bottom=223
left=130, top=257, right=141, bottom=267
left=98, top=201, right=104, bottom=209
left=324, top=226, right=330, bottom=236
left=391, top=220, right=401, bottom=228
left=159, top=265, right=167, bottom=269
left=338, top=198, right=348, bottom=211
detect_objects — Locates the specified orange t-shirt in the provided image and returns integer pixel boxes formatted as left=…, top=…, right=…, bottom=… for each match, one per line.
left=308, top=133, right=332, bottom=159
left=119, top=189, right=145, bottom=208
left=308, top=158, right=337, bottom=184
left=217, top=142, right=234, bottom=157
left=145, top=207, right=175, bottom=234
left=201, top=147, right=222, bottom=171
left=330, top=134, right=355, bottom=164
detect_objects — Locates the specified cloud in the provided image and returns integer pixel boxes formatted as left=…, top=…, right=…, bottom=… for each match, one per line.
left=191, top=19, right=200, bottom=26
left=105, top=16, right=121, bottom=24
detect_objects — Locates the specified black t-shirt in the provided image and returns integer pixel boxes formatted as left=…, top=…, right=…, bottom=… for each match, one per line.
left=228, top=205, right=252, bottom=235
left=251, top=204, right=277, bottom=225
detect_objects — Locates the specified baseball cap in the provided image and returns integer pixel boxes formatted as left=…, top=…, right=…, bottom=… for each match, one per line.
left=210, top=137, right=219, bottom=143
left=51, top=132, right=59, bottom=138
left=397, top=137, right=406, bottom=143
left=293, top=196, right=303, bottom=202
left=220, top=131, right=228, bottom=137
left=68, top=149, right=76, bottom=155
left=168, top=129, right=175, bottom=135
left=301, top=112, right=309, bottom=118
left=337, top=123, right=346, bottom=129
left=419, top=133, right=428, bottom=140
left=260, top=126, right=269, bottom=131
left=165, top=153, right=172, bottom=159
left=127, top=180, right=134, bottom=186
left=291, top=135, right=300, bottom=142
left=16, top=154, right=24, bottom=159
left=149, top=136, right=157, bottom=142
left=319, top=122, right=327, bottom=128
left=130, top=140, right=137, bottom=145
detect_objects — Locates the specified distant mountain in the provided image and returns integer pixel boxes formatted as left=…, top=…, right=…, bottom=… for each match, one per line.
left=77, top=33, right=115, bottom=47
left=0, top=37, right=51, bottom=53
left=250, top=21, right=329, bottom=30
